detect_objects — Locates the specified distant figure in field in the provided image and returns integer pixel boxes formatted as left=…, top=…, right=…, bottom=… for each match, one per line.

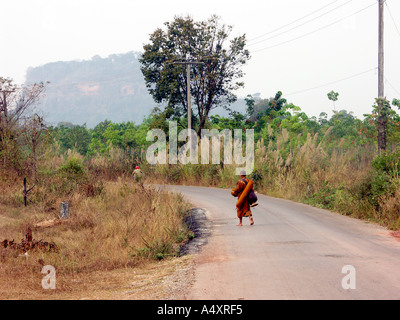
left=231, top=171, right=256, bottom=226
left=132, top=166, right=143, bottom=183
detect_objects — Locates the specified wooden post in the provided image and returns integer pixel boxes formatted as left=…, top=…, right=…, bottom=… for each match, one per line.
left=60, top=202, right=69, bottom=219
left=23, top=178, right=27, bottom=207
left=23, top=178, right=35, bottom=206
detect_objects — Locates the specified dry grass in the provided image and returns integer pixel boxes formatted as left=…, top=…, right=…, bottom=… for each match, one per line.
left=0, top=252, right=194, bottom=300
left=0, top=169, right=193, bottom=299
left=377, top=189, right=400, bottom=229
left=143, top=130, right=399, bottom=229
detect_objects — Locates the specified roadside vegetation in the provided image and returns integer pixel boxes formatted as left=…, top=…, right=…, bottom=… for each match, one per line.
left=33, top=91, right=400, bottom=231
left=3, top=85, right=400, bottom=233
left=0, top=79, right=194, bottom=298
left=1, top=74, right=400, bottom=298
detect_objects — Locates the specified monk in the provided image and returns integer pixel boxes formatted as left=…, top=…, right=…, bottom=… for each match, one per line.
left=231, top=171, right=255, bottom=226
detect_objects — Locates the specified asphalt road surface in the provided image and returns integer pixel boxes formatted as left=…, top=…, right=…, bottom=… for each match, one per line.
left=164, top=185, right=400, bottom=300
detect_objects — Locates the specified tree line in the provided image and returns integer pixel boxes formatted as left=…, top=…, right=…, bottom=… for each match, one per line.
left=45, top=91, right=400, bottom=161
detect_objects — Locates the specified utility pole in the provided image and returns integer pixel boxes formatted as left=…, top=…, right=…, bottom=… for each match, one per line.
left=173, top=58, right=204, bottom=131
left=378, top=0, right=384, bottom=98
left=377, top=0, right=387, bottom=153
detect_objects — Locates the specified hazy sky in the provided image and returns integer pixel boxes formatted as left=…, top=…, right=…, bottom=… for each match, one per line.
left=1, top=0, right=400, bottom=119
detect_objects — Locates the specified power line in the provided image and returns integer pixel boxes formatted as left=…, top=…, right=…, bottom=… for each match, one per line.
left=285, top=67, right=377, bottom=96
left=247, top=0, right=341, bottom=43
left=252, top=2, right=376, bottom=53
left=248, top=0, right=354, bottom=47
left=385, top=77, right=400, bottom=97
left=385, top=0, right=400, bottom=40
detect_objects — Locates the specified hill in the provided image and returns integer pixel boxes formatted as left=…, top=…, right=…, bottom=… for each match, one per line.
left=25, top=52, right=155, bottom=128
left=25, top=51, right=247, bottom=128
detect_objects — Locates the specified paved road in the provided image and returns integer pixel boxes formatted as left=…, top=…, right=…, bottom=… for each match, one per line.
left=164, top=185, right=400, bottom=300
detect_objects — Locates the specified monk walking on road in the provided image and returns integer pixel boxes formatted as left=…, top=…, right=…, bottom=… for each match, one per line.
left=231, top=171, right=255, bottom=226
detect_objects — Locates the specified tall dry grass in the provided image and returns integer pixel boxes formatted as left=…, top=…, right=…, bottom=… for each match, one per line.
left=0, top=147, right=194, bottom=297
left=0, top=178, right=191, bottom=268
left=143, top=128, right=399, bottom=229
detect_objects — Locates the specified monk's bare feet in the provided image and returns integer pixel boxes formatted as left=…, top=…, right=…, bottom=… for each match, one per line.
left=250, top=217, right=254, bottom=225
left=237, top=223, right=243, bottom=226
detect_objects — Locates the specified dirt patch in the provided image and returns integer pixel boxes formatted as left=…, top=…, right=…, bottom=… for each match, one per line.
left=179, top=208, right=212, bottom=256
left=390, top=231, right=400, bottom=242
left=78, top=255, right=196, bottom=300
left=0, top=254, right=196, bottom=300
left=0, top=207, right=212, bottom=300
left=34, top=219, right=63, bottom=229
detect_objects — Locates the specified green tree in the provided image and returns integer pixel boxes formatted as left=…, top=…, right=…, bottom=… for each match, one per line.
left=327, top=90, right=339, bottom=110
left=56, top=123, right=91, bottom=155
left=329, top=110, right=357, bottom=139
left=318, top=112, right=328, bottom=126
left=267, top=91, right=287, bottom=114
left=392, top=98, right=400, bottom=109
left=139, top=15, right=250, bottom=135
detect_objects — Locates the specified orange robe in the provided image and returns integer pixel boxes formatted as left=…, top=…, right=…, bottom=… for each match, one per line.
left=231, top=178, right=252, bottom=218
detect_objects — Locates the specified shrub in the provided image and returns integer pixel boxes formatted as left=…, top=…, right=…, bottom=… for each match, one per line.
left=372, top=150, right=400, bottom=177
left=309, top=180, right=336, bottom=209
left=370, top=172, right=393, bottom=205
left=58, top=157, right=86, bottom=182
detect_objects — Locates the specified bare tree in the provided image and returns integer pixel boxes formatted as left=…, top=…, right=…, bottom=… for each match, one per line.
left=0, top=77, right=47, bottom=170
left=20, top=114, right=49, bottom=183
